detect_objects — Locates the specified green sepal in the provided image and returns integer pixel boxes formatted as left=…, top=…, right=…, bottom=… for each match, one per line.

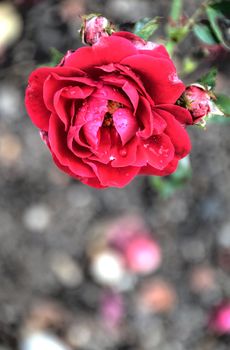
left=134, top=17, right=161, bottom=40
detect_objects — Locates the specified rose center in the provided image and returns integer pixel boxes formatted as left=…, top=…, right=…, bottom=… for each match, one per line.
left=103, top=112, right=114, bottom=127
left=102, top=100, right=123, bottom=127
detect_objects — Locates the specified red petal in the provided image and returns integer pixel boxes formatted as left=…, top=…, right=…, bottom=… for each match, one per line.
left=158, top=104, right=193, bottom=125
left=113, top=32, right=169, bottom=58
left=92, top=85, right=131, bottom=108
left=113, top=108, right=138, bottom=145
left=137, top=97, right=166, bottom=139
left=101, top=75, right=139, bottom=112
left=80, top=176, right=107, bottom=189
left=53, top=90, right=72, bottom=130
left=53, top=152, right=106, bottom=188
left=25, top=66, right=85, bottom=130
left=142, top=134, right=174, bottom=169
left=63, top=35, right=138, bottom=70
left=89, top=127, right=111, bottom=164
left=136, top=97, right=153, bottom=138
left=25, top=67, right=51, bottom=130
left=86, top=161, right=140, bottom=188
left=82, top=97, right=107, bottom=146
left=43, top=72, right=96, bottom=111
left=140, top=45, right=169, bottom=58
left=156, top=109, right=191, bottom=158
left=121, top=55, right=185, bottom=104
left=67, top=129, right=92, bottom=158
left=139, top=157, right=179, bottom=176
left=49, top=113, right=95, bottom=177
left=61, top=85, right=94, bottom=99
left=111, top=137, right=138, bottom=167
left=115, top=64, right=154, bottom=106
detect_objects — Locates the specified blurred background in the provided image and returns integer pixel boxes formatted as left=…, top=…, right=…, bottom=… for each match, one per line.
left=0, top=0, right=230, bottom=349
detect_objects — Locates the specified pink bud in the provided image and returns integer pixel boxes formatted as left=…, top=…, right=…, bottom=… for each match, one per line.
left=209, top=301, right=230, bottom=334
left=81, top=15, right=115, bottom=46
left=124, top=236, right=161, bottom=274
left=183, top=85, right=211, bottom=123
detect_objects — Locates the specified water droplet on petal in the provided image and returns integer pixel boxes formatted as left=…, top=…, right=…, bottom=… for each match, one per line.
left=110, top=155, right=116, bottom=161
left=119, top=149, right=127, bottom=157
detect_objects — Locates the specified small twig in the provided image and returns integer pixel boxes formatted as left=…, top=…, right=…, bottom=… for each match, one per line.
left=184, top=0, right=213, bottom=31
left=167, top=0, right=214, bottom=56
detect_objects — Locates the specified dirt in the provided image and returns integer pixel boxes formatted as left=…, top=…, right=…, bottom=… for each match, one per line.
left=0, top=0, right=229, bottom=349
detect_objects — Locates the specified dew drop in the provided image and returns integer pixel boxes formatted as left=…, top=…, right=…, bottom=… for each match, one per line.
left=110, top=155, right=116, bottom=161
left=159, top=146, right=164, bottom=155
left=119, top=149, right=127, bottom=157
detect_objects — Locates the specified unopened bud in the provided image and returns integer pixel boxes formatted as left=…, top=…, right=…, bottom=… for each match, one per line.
left=183, top=84, right=212, bottom=123
left=80, top=14, right=115, bottom=46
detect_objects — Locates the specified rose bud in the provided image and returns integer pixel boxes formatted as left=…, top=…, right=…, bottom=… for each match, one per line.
left=183, top=85, right=212, bottom=124
left=106, top=215, right=148, bottom=252
left=80, top=14, right=115, bottom=46
left=209, top=301, right=230, bottom=335
left=124, top=235, right=161, bottom=274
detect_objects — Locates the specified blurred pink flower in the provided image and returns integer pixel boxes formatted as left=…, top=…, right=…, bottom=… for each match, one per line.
left=124, top=235, right=161, bottom=274
left=209, top=301, right=230, bottom=334
left=100, top=291, right=124, bottom=328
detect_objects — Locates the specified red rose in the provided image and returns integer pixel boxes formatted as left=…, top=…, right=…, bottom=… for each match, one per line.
left=25, top=32, right=192, bottom=188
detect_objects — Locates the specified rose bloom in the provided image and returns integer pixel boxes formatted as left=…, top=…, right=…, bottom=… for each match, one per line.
left=25, top=32, right=192, bottom=188
left=184, top=85, right=211, bottom=123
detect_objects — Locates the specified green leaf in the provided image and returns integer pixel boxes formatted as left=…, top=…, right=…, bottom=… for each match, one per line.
left=150, top=156, right=191, bottom=199
left=171, top=156, right=192, bottom=183
left=168, top=26, right=189, bottom=42
left=206, top=1, right=230, bottom=49
left=49, top=48, right=64, bottom=67
left=215, top=94, right=230, bottom=116
left=198, top=67, right=218, bottom=90
left=150, top=177, right=178, bottom=199
left=207, top=115, right=230, bottom=124
left=170, top=0, right=183, bottom=22
left=134, top=17, right=161, bottom=40
left=193, top=23, right=220, bottom=45
left=181, top=57, right=198, bottom=75
left=134, top=18, right=150, bottom=33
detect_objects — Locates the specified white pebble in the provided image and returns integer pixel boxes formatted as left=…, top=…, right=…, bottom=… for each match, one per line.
left=21, top=332, right=71, bottom=350
left=49, top=252, right=83, bottom=288
left=218, top=223, right=230, bottom=248
left=91, top=250, right=126, bottom=287
left=23, top=204, right=51, bottom=232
